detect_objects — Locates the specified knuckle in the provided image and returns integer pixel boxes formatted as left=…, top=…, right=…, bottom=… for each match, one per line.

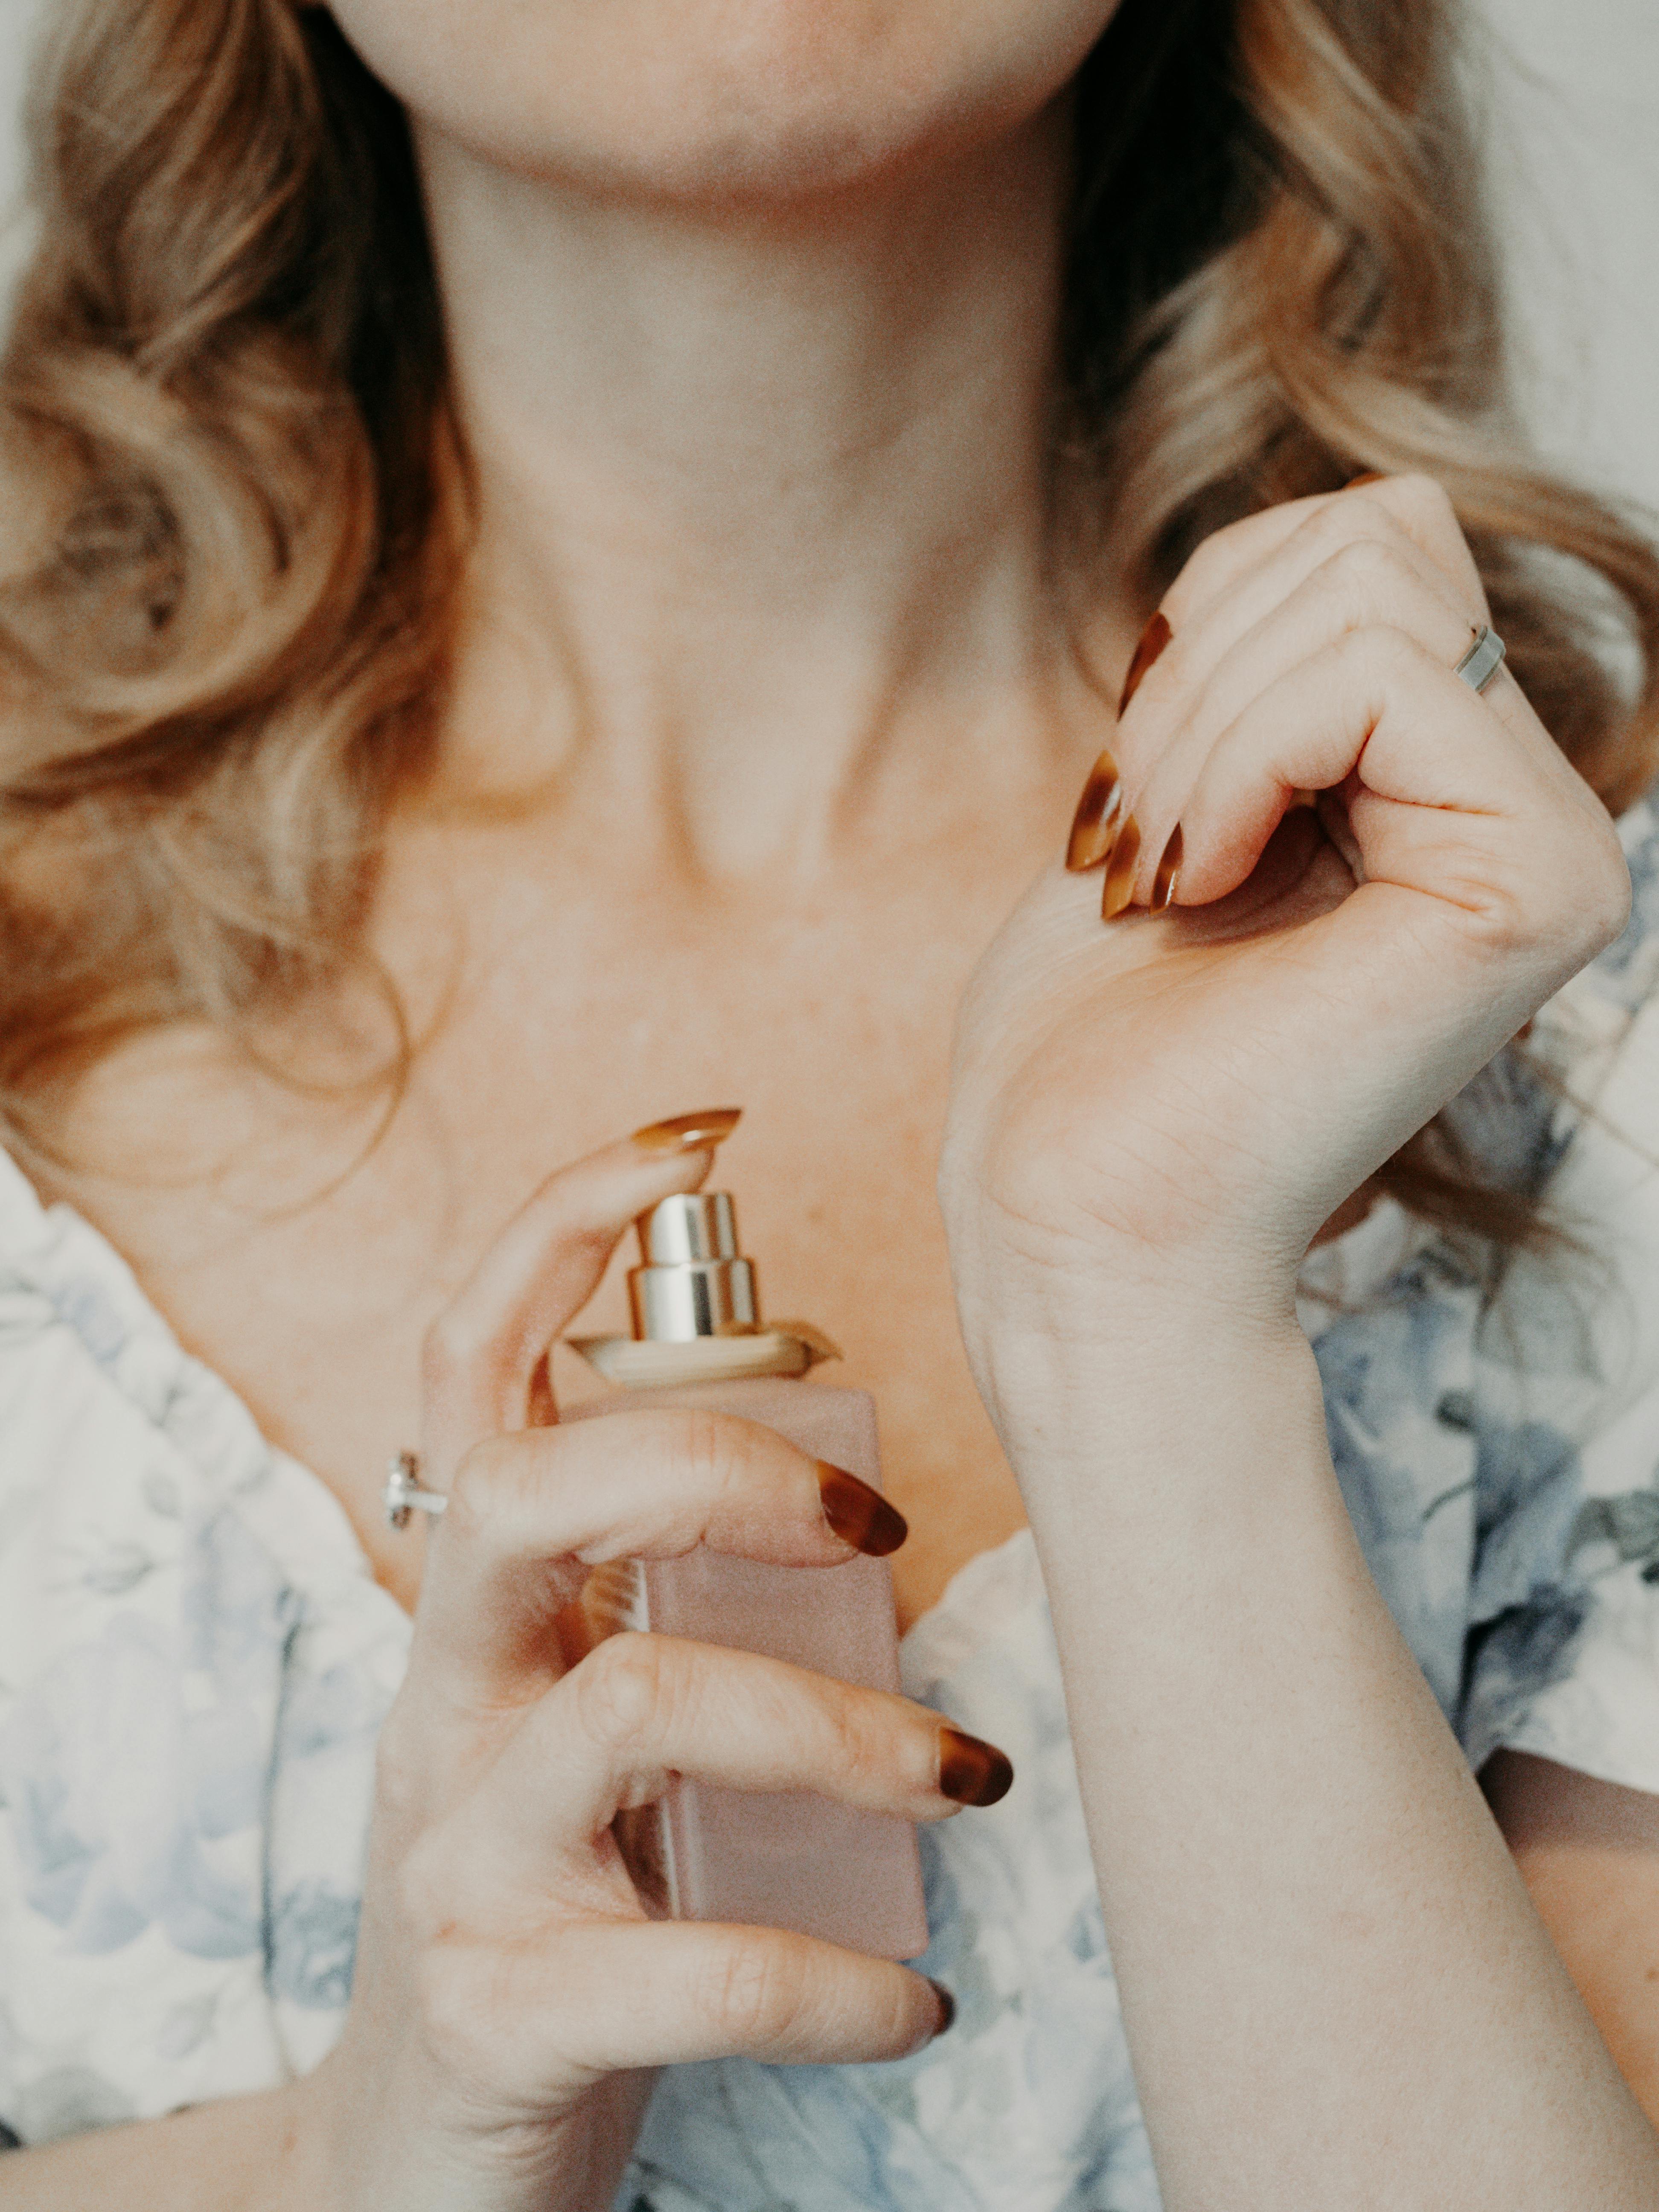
left=1301, top=494, right=1366, bottom=557
left=442, top=1438, right=503, bottom=1542
left=820, top=1681, right=886, bottom=1793
left=704, top=1930, right=809, bottom=2048
left=1168, top=527, right=1236, bottom=614
left=421, top=1304, right=487, bottom=1389
left=573, top=1632, right=685, bottom=1753
left=1325, top=535, right=1412, bottom=599
left=1336, top=620, right=1420, bottom=683
left=444, top=1434, right=546, bottom=1544
left=1461, top=877, right=1534, bottom=958
left=672, top=1407, right=752, bottom=1507
left=1391, top=469, right=1457, bottom=526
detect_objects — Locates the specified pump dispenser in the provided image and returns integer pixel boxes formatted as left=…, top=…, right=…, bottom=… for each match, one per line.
left=630, top=1191, right=757, bottom=1339
left=566, top=1190, right=928, bottom=1960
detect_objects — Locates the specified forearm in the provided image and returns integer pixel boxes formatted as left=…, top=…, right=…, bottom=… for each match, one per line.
left=0, top=2082, right=332, bottom=2212
left=1009, top=1317, right=1659, bottom=2210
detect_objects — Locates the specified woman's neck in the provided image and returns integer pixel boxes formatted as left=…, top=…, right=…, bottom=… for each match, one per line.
left=415, top=105, right=1094, bottom=874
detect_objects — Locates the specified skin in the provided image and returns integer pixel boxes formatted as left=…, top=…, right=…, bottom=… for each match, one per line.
left=9, top=0, right=1659, bottom=2205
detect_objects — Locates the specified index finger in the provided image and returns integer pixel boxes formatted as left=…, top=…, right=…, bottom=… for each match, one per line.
left=420, top=1110, right=741, bottom=1486
left=1160, top=473, right=1487, bottom=641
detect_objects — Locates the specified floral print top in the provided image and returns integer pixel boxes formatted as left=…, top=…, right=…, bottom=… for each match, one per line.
left=4, top=806, right=1659, bottom=2207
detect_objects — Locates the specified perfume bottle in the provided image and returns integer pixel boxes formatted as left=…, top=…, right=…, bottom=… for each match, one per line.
left=565, top=1190, right=929, bottom=1961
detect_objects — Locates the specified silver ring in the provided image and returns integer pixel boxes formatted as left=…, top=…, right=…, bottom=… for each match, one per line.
left=1453, top=623, right=1506, bottom=694
left=384, top=1450, right=448, bottom=1531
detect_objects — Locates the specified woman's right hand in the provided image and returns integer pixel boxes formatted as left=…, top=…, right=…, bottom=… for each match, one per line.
left=299, top=1120, right=977, bottom=2212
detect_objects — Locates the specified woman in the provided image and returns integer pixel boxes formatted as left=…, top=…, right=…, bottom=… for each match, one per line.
left=3, top=0, right=1659, bottom=2203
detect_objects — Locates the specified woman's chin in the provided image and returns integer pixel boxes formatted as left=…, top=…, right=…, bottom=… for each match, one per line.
left=336, top=0, right=1115, bottom=208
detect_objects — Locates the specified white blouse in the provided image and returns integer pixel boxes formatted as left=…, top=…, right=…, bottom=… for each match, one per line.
left=4, top=803, right=1659, bottom=2209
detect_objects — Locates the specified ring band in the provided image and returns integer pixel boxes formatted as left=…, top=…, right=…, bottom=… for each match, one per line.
left=1454, top=623, right=1506, bottom=694
left=384, top=1449, right=448, bottom=1530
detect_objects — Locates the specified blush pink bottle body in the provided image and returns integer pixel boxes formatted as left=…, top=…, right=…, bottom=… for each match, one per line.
left=565, top=1193, right=928, bottom=1961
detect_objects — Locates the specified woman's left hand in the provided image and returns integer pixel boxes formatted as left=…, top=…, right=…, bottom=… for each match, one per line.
left=941, top=474, right=1630, bottom=1447
left=939, top=477, right=1659, bottom=2212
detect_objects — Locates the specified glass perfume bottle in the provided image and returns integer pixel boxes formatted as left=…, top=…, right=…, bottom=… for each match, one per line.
left=565, top=1190, right=929, bottom=1961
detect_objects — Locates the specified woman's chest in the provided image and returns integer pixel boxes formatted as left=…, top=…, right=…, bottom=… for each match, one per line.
left=47, top=871, right=1035, bottom=1625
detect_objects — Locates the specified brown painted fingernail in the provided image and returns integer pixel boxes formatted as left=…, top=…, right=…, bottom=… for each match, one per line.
left=1344, top=471, right=1385, bottom=489
left=1151, top=823, right=1183, bottom=912
left=1065, top=747, right=1125, bottom=872
left=1101, top=813, right=1141, bottom=920
left=631, top=1108, right=742, bottom=1154
left=938, top=1725, right=1015, bottom=1807
left=1117, top=611, right=1172, bottom=715
left=928, top=1980, right=956, bottom=2034
left=817, top=1463, right=908, bottom=1557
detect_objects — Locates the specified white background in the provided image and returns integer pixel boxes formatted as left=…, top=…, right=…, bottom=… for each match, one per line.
left=0, top=0, right=1651, bottom=509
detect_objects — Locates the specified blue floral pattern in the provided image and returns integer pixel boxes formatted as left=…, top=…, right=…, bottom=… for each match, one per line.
left=3, top=803, right=1659, bottom=2209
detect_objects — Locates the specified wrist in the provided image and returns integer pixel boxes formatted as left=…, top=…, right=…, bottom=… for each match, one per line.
left=300, top=2043, right=479, bottom=2212
left=944, top=1158, right=1307, bottom=1352
left=966, top=1291, right=1324, bottom=1511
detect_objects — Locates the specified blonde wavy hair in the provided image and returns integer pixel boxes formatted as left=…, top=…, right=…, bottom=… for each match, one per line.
left=2, top=0, right=1656, bottom=1242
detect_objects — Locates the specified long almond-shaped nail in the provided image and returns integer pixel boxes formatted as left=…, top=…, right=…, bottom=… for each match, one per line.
left=1117, top=611, right=1172, bottom=716
left=938, top=1725, right=1015, bottom=1807
left=632, top=1108, right=742, bottom=1154
left=1102, top=813, right=1141, bottom=920
left=1065, top=747, right=1124, bottom=872
left=818, top=1463, right=908, bottom=1557
left=1151, top=823, right=1183, bottom=912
